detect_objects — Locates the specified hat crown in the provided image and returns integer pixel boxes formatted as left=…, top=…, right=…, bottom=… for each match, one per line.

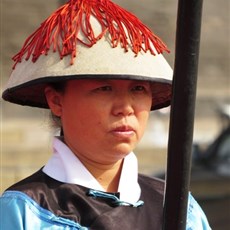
left=12, top=0, right=169, bottom=69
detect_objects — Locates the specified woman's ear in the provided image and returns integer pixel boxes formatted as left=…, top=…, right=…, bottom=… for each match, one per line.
left=44, top=86, right=63, bottom=117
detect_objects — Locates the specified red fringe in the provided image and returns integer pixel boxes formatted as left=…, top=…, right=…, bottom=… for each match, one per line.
left=12, top=0, right=170, bottom=69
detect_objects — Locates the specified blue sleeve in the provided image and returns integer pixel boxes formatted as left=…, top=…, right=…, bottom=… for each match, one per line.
left=186, top=193, right=212, bottom=230
left=0, top=191, right=88, bottom=230
left=0, top=191, right=26, bottom=229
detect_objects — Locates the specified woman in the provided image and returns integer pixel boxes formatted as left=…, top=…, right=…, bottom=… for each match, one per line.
left=0, top=0, right=211, bottom=229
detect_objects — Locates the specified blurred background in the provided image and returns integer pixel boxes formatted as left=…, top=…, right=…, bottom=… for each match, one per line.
left=1, top=0, right=229, bottom=229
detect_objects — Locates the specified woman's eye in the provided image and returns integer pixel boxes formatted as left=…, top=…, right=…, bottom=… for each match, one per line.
left=95, top=86, right=112, bottom=91
left=132, top=85, right=146, bottom=91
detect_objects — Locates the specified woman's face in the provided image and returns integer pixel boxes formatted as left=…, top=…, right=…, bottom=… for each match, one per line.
left=46, top=79, right=152, bottom=165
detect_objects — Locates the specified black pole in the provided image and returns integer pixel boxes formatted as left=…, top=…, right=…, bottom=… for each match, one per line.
left=163, top=0, right=203, bottom=229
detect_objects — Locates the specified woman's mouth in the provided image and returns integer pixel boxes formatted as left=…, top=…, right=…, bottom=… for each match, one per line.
left=111, top=126, right=135, bottom=138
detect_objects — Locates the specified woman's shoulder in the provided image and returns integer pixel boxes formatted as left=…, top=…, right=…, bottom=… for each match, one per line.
left=138, top=173, right=165, bottom=200
left=0, top=190, right=87, bottom=230
left=3, top=168, right=66, bottom=207
left=138, top=173, right=165, bottom=191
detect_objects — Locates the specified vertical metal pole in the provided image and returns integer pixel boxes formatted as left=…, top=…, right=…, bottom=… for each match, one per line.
left=163, top=0, right=203, bottom=229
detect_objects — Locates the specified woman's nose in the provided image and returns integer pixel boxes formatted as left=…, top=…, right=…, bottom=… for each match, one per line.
left=111, top=93, right=134, bottom=116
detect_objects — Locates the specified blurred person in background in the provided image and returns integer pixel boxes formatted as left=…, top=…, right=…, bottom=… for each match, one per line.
left=0, top=0, right=211, bottom=229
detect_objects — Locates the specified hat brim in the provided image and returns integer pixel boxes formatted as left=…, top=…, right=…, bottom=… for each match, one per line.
left=2, top=74, right=171, bottom=111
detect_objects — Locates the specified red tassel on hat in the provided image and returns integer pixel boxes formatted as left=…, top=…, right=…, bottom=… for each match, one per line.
left=12, top=0, right=169, bottom=69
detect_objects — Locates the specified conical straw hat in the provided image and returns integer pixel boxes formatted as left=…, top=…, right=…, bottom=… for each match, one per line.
left=2, top=0, right=172, bottom=110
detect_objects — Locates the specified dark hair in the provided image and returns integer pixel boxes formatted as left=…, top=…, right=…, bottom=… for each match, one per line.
left=49, top=80, right=67, bottom=92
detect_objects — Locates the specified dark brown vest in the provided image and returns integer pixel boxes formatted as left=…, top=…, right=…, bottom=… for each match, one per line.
left=7, top=169, right=164, bottom=229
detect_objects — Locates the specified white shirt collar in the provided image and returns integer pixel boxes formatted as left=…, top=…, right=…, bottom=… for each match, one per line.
left=43, top=137, right=141, bottom=204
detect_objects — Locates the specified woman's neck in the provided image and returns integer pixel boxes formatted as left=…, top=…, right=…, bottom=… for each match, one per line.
left=82, top=159, right=124, bottom=193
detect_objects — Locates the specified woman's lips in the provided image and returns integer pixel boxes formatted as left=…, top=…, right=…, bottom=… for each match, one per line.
left=110, top=126, right=135, bottom=138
